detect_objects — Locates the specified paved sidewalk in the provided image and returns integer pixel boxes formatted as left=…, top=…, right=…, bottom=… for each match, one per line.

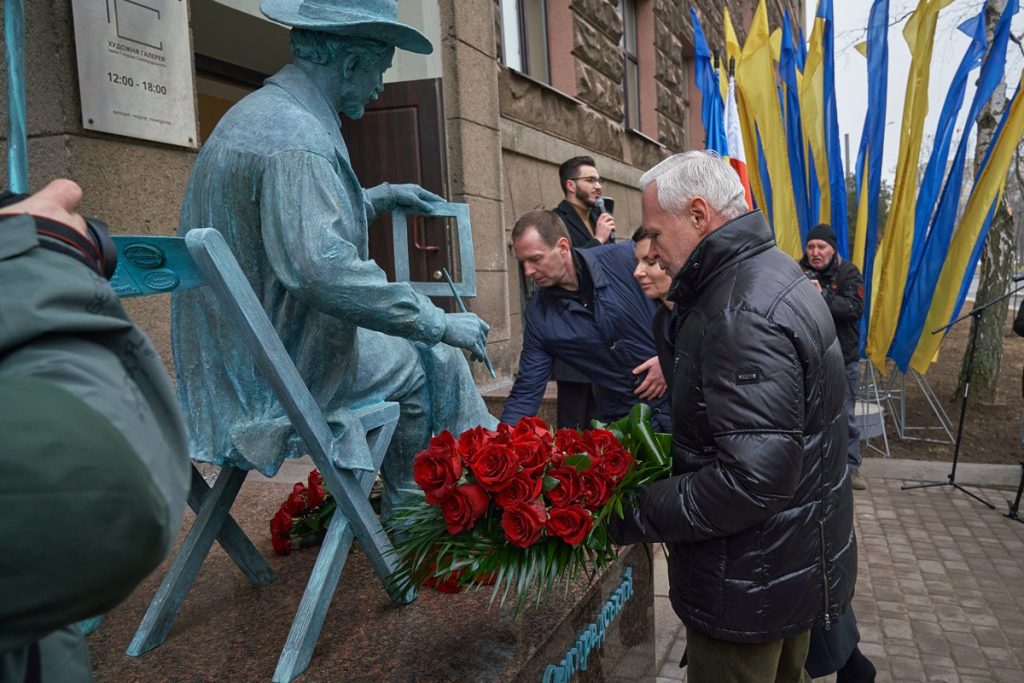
left=649, top=459, right=1024, bottom=682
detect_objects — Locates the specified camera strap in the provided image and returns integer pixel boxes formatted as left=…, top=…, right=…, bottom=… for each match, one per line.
left=34, top=216, right=105, bottom=276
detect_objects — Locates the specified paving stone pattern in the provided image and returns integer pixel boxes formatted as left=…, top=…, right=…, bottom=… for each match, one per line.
left=649, top=472, right=1024, bottom=682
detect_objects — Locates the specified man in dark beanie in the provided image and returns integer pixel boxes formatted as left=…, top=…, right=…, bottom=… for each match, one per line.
left=800, top=223, right=868, bottom=490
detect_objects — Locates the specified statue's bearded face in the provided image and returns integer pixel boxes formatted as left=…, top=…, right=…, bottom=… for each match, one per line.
left=338, top=47, right=395, bottom=120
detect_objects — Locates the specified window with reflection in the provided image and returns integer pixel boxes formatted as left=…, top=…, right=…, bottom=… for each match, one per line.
left=500, top=0, right=550, bottom=83
left=620, top=0, right=640, bottom=129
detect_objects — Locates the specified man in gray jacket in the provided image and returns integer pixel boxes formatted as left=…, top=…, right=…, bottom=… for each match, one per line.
left=610, top=152, right=856, bottom=682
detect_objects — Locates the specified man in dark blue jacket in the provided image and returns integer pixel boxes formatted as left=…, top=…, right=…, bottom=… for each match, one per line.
left=501, top=209, right=670, bottom=431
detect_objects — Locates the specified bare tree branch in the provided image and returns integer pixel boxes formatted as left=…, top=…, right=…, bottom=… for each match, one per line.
left=1010, top=31, right=1024, bottom=58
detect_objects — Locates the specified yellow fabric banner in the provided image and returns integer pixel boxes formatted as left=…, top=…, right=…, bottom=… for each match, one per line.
left=799, top=12, right=829, bottom=224
left=910, top=70, right=1024, bottom=374
left=866, top=0, right=954, bottom=369
left=736, top=0, right=802, bottom=258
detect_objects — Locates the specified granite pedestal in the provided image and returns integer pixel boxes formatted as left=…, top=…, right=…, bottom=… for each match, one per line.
left=86, top=477, right=654, bottom=682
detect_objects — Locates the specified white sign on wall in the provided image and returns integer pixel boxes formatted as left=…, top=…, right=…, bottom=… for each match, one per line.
left=71, top=0, right=198, bottom=148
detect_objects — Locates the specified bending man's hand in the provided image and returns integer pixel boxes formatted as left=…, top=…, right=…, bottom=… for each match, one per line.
left=0, top=179, right=87, bottom=235
left=442, top=312, right=490, bottom=362
left=632, top=356, right=667, bottom=400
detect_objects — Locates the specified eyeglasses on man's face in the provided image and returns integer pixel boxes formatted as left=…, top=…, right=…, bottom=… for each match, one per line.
left=571, top=176, right=603, bottom=185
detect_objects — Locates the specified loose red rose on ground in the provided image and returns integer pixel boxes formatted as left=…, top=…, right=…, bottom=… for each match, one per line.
left=413, top=443, right=465, bottom=505
left=579, top=470, right=612, bottom=509
left=546, top=467, right=582, bottom=507
left=468, top=443, right=520, bottom=492
left=546, top=506, right=594, bottom=545
left=500, top=498, right=547, bottom=548
left=271, top=534, right=293, bottom=555
left=271, top=507, right=293, bottom=536
left=495, top=471, right=544, bottom=509
left=597, top=446, right=633, bottom=481
left=440, top=482, right=490, bottom=535
left=306, top=470, right=326, bottom=507
left=285, top=483, right=307, bottom=515
left=306, top=481, right=326, bottom=509
left=270, top=507, right=294, bottom=555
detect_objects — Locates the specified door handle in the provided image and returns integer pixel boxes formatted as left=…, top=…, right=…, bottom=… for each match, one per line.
left=412, top=219, right=440, bottom=253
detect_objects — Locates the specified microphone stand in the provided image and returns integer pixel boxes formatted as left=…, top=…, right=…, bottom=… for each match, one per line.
left=900, top=283, right=1024, bottom=508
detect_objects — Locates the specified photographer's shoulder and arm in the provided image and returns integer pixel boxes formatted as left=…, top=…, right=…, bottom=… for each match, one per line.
left=0, top=180, right=189, bottom=682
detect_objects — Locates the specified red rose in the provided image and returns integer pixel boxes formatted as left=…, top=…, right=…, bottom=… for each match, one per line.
left=495, top=471, right=544, bottom=509
left=546, top=467, right=582, bottom=507
left=579, top=470, right=612, bottom=509
left=552, top=429, right=589, bottom=466
left=424, top=566, right=465, bottom=594
left=306, top=480, right=326, bottom=509
left=511, top=416, right=552, bottom=440
left=584, top=428, right=620, bottom=455
left=270, top=507, right=293, bottom=555
left=597, top=446, right=633, bottom=482
left=427, top=430, right=462, bottom=459
left=458, top=425, right=496, bottom=462
left=308, top=469, right=324, bottom=488
left=440, top=482, right=490, bottom=535
left=500, top=498, right=547, bottom=548
left=468, top=443, right=520, bottom=492
left=413, top=443, right=464, bottom=505
left=546, top=506, right=594, bottom=545
left=270, top=507, right=293, bottom=536
left=511, top=432, right=552, bottom=475
left=285, top=483, right=307, bottom=515
left=271, top=534, right=293, bottom=555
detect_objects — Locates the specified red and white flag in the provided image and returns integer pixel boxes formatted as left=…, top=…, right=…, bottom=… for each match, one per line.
left=724, top=75, right=753, bottom=209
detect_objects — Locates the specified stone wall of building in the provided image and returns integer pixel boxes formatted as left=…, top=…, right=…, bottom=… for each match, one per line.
left=0, top=0, right=195, bottom=371
left=483, top=0, right=801, bottom=386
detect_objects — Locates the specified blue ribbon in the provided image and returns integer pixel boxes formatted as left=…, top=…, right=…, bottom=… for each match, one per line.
left=541, top=566, right=634, bottom=683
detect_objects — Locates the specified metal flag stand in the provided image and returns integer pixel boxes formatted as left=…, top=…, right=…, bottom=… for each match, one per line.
left=884, top=366, right=955, bottom=444
left=856, top=358, right=891, bottom=458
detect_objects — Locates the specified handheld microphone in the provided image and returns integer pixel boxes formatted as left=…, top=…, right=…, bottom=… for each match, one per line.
left=595, top=197, right=615, bottom=242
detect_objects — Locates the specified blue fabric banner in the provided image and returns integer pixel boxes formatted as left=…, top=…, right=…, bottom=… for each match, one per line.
left=854, top=0, right=890, bottom=355
left=820, top=0, right=849, bottom=257
left=780, top=12, right=811, bottom=240
left=691, top=8, right=728, bottom=154
left=887, top=0, right=1017, bottom=370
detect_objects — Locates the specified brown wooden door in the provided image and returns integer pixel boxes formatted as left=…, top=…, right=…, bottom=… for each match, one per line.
left=342, top=78, right=454, bottom=308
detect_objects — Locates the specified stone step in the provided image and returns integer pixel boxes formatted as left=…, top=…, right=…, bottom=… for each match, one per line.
left=482, top=380, right=557, bottom=426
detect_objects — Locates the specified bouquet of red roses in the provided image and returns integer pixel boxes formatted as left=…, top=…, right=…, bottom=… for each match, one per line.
left=385, top=404, right=670, bottom=608
left=270, top=469, right=333, bottom=555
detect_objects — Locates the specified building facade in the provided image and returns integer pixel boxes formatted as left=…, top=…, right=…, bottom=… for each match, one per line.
left=1, top=0, right=802, bottom=385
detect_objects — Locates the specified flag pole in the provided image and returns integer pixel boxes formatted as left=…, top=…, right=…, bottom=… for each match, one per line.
left=5, top=0, right=29, bottom=192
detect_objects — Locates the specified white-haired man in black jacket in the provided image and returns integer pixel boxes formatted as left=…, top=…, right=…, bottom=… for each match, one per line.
left=609, top=151, right=857, bottom=682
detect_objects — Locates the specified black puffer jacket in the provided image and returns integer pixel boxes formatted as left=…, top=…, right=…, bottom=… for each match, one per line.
left=610, top=211, right=856, bottom=643
left=798, top=252, right=864, bottom=365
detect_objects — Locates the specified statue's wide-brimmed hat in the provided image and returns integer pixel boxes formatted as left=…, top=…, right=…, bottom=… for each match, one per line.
left=260, top=0, right=433, bottom=54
